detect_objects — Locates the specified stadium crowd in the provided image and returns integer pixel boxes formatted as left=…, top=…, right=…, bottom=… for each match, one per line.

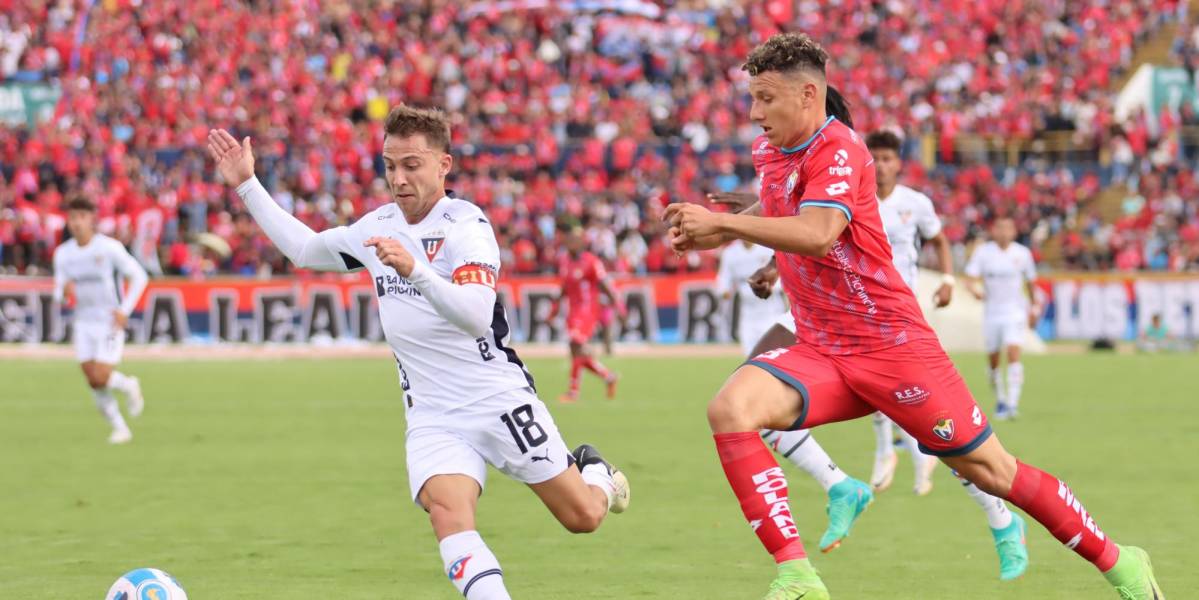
left=1, top=0, right=1194, bottom=277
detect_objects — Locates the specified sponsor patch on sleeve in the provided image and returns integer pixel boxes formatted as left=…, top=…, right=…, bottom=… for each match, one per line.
left=452, top=263, right=498, bottom=289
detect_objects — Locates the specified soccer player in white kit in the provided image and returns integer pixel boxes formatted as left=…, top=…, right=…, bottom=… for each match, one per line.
left=716, top=240, right=785, bottom=354
left=52, top=198, right=148, bottom=444
left=964, top=216, right=1039, bottom=420
left=205, top=107, right=628, bottom=600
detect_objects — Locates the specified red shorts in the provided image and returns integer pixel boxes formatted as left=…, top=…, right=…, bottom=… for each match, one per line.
left=566, top=314, right=597, bottom=345
left=747, top=340, right=991, bottom=456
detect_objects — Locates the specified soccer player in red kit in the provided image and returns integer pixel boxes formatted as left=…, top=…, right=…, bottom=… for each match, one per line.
left=665, top=33, right=1163, bottom=600
left=551, top=226, right=624, bottom=403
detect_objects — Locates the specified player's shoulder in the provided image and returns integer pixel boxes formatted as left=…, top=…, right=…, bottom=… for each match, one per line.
left=347, top=203, right=401, bottom=235
left=55, top=238, right=78, bottom=254
left=441, top=197, right=497, bottom=240
left=894, top=184, right=934, bottom=207
left=808, top=119, right=869, bottom=166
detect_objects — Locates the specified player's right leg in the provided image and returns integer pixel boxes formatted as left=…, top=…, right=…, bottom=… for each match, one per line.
left=409, top=427, right=512, bottom=600
left=984, top=320, right=1010, bottom=418
left=75, top=324, right=132, bottom=443
left=710, top=345, right=875, bottom=600
left=943, top=436, right=1163, bottom=599
left=1004, top=337, right=1025, bottom=419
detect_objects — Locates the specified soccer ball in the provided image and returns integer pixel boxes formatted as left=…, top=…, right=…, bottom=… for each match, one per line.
left=105, top=568, right=188, bottom=600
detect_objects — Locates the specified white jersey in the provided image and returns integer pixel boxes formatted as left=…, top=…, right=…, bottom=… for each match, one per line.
left=53, top=234, right=149, bottom=326
left=320, top=196, right=534, bottom=413
left=717, top=241, right=786, bottom=318
left=878, top=184, right=941, bottom=289
left=964, top=241, right=1037, bottom=321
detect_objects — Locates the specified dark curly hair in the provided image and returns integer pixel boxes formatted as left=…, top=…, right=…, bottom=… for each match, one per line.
left=865, top=130, right=902, bottom=153
left=742, top=33, right=828, bottom=77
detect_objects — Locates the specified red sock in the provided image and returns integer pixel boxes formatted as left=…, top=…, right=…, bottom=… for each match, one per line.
left=568, top=357, right=583, bottom=395
left=1004, top=460, right=1119, bottom=571
left=581, top=356, right=612, bottom=380
left=714, top=432, right=807, bottom=563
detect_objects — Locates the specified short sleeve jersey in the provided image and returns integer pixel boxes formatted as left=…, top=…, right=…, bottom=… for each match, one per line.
left=964, top=241, right=1037, bottom=321
left=753, top=118, right=937, bottom=355
left=878, top=184, right=942, bottom=290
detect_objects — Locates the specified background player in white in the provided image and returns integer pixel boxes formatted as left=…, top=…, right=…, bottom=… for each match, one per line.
left=964, top=217, right=1040, bottom=420
left=206, top=106, right=629, bottom=600
left=716, top=240, right=785, bottom=354
left=52, top=198, right=148, bottom=444
left=867, top=129, right=953, bottom=496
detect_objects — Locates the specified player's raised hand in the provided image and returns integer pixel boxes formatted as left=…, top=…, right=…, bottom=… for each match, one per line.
left=364, top=236, right=415, bottom=277
left=933, top=283, right=953, bottom=308
left=706, top=192, right=759, bottom=214
left=747, top=262, right=779, bottom=299
left=206, top=129, right=256, bottom=186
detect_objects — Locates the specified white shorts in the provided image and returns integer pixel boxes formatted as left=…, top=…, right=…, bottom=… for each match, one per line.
left=774, top=310, right=796, bottom=333
left=73, top=321, right=126, bottom=364
left=405, top=387, right=571, bottom=506
left=983, top=317, right=1026, bottom=353
left=737, top=314, right=778, bottom=356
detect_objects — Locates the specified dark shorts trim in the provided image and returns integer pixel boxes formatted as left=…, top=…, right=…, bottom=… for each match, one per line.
left=918, top=424, right=994, bottom=457
left=743, top=360, right=810, bottom=431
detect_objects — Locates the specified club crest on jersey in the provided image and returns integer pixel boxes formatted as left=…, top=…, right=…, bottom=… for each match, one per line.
left=421, top=233, right=446, bottom=261
left=447, top=554, right=473, bottom=581
left=784, top=170, right=799, bottom=196
left=933, top=418, right=955, bottom=441
left=899, top=210, right=913, bottom=224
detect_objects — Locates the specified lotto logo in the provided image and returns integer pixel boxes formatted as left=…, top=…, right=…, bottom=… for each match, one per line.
left=825, top=181, right=850, bottom=196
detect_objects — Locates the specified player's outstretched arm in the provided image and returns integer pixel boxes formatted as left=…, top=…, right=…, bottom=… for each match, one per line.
left=707, top=192, right=762, bottom=216
left=666, top=202, right=847, bottom=257
left=206, top=129, right=349, bottom=272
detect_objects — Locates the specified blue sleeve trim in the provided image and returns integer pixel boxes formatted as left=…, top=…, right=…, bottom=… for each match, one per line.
left=800, top=200, right=853, bottom=222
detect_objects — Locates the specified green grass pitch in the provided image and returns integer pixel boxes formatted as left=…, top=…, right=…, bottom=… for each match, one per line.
left=1, top=351, right=1194, bottom=598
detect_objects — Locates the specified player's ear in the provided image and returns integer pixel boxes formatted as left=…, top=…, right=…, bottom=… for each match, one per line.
left=439, top=153, right=452, bottom=178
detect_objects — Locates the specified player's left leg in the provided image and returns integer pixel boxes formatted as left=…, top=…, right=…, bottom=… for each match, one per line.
left=528, top=448, right=629, bottom=533
left=81, top=361, right=131, bottom=444
left=93, top=325, right=143, bottom=417
left=418, top=475, right=513, bottom=600
left=1004, top=341, right=1024, bottom=419
left=943, top=436, right=1163, bottom=598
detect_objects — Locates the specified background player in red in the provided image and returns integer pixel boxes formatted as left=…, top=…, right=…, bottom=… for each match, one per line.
left=666, top=33, right=1163, bottom=600
left=550, top=226, right=624, bottom=403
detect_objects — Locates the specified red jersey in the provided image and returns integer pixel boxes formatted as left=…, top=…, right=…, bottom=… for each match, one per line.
left=753, top=118, right=937, bottom=355
left=558, top=251, right=607, bottom=317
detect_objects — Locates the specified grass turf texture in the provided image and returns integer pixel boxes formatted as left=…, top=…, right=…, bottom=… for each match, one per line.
left=1, top=352, right=1193, bottom=598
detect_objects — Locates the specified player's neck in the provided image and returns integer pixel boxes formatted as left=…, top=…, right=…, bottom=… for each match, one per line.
left=75, top=232, right=95, bottom=246
left=997, top=241, right=1012, bottom=250
left=781, top=111, right=829, bottom=150
left=399, top=194, right=445, bottom=225
left=877, top=182, right=897, bottom=201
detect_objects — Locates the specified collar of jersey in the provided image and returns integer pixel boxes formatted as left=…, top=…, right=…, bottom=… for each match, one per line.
left=780, top=116, right=836, bottom=154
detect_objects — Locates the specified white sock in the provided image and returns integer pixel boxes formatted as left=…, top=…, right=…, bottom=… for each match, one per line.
left=92, top=389, right=128, bottom=432
left=106, top=370, right=136, bottom=395
left=1006, top=362, right=1024, bottom=410
left=897, top=428, right=931, bottom=479
left=988, top=366, right=1007, bottom=405
left=580, top=463, right=615, bottom=511
left=761, top=429, right=848, bottom=492
left=872, top=412, right=895, bottom=458
left=439, top=530, right=510, bottom=600
left=958, top=476, right=1013, bottom=529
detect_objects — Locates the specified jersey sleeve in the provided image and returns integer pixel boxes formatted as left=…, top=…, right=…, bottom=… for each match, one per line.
left=915, top=194, right=943, bottom=239
left=109, top=239, right=149, bottom=316
left=445, top=214, right=501, bottom=289
left=52, top=247, right=67, bottom=303
left=315, top=222, right=372, bottom=272
left=964, top=245, right=984, bottom=278
left=589, top=254, right=608, bottom=282
left=1021, top=248, right=1037, bottom=281
left=798, top=140, right=865, bottom=222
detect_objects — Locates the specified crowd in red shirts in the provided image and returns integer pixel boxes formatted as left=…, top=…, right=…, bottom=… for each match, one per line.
left=0, top=0, right=1191, bottom=277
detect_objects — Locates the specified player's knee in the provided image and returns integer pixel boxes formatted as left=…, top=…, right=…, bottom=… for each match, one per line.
left=560, top=501, right=604, bottom=534
left=957, top=454, right=1018, bottom=497
left=707, top=389, right=755, bottom=432
left=426, top=501, right=473, bottom=536
left=86, top=375, right=108, bottom=389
